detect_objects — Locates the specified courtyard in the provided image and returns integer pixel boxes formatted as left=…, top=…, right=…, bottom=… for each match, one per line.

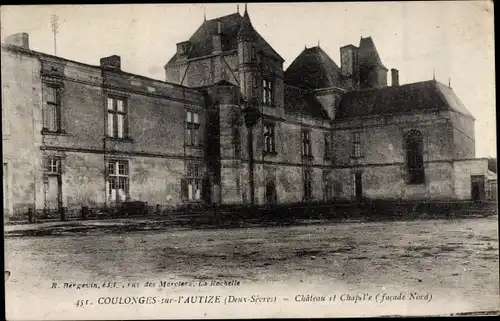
left=4, top=215, right=499, bottom=319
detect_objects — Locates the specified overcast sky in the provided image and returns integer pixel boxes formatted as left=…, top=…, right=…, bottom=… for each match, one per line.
left=1, top=2, right=496, bottom=158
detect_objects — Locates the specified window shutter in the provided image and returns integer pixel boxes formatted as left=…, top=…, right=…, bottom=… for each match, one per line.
left=181, top=178, right=188, bottom=201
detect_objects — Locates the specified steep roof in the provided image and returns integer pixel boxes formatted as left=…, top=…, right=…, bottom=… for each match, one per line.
left=238, top=9, right=254, bottom=38
left=284, top=84, right=330, bottom=120
left=167, top=11, right=283, bottom=64
left=284, top=46, right=346, bottom=90
left=358, top=36, right=387, bottom=70
left=336, top=80, right=475, bottom=119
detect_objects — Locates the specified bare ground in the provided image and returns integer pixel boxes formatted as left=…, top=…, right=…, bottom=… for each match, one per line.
left=4, top=216, right=499, bottom=319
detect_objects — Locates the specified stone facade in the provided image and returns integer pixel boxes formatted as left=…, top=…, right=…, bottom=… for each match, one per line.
left=2, top=8, right=494, bottom=219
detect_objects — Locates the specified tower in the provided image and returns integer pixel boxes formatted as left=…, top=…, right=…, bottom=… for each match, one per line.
left=237, top=5, right=257, bottom=101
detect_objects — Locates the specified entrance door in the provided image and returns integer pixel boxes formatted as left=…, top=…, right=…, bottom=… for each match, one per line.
left=3, top=163, right=9, bottom=216
left=354, top=172, right=362, bottom=202
left=45, top=176, right=61, bottom=215
left=471, top=175, right=485, bottom=202
left=265, top=181, right=277, bottom=205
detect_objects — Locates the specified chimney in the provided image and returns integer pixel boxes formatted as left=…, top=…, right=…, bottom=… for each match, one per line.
left=391, top=68, right=399, bottom=86
left=4, top=33, right=29, bottom=49
left=212, top=21, right=222, bottom=54
left=100, top=55, right=121, bottom=70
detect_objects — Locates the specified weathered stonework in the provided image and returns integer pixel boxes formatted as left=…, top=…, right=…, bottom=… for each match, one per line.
left=2, top=8, right=493, bottom=218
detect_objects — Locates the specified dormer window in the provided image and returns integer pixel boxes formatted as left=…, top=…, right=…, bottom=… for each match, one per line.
left=176, top=41, right=192, bottom=56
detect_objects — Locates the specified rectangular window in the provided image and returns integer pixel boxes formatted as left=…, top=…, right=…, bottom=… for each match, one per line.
left=262, top=78, right=273, bottom=105
left=44, top=157, right=61, bottom=174
left=301, top=130, right=312, bottom=157
left=186, top=110, right=201, bottom=147
left=351, top=131, right=362, bottom=158
left=43, top=84, right=61, bottom=132
left=233, top=127, right=241, bottom=157
left=183, top=163, right=203, bottom=201
left=107, top=160, right=129, bottom=202
left=324, top=132, right=331, bottom=159
left=107, top=97, right=127, bottom=138
left=303, top=168, right=312, bottom=200
left=263, top=123, right=276, bottom=153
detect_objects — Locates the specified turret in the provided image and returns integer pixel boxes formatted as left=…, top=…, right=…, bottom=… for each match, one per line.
left=237, top=5, right=257, bottom=100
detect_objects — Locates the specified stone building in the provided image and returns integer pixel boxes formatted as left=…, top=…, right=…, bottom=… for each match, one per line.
left=1, top=7, right=494, bottom=219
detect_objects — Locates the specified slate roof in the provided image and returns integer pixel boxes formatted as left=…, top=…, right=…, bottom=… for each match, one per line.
left=284, top=84, right=330, bottom=120
left=284, top=46, right=346, bottom=90
left=358, top=36, right=387, bottom=70
left=167, top=11, right=283, bottom=64
left=336, top=80, right=474, bottom=119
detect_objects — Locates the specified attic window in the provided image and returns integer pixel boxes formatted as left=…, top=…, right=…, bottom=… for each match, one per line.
left=177, top=41, right=191, bottom=55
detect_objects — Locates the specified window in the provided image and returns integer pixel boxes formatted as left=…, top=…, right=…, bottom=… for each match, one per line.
left=107, top=97, right=127, bottom=138
left=263, top=123, right=276, bottom=154
left=324, top=132, right=331, bottom=159
left=45, top=158, right=61, bottom=174
left=43, top=84, right=61, bottom=132
left=405, top=130, right=425, bottom=184
left=303, top=168, right=313, bottom=200
left=251, top=46, right=256, bottom=61
left=262, top=78, right=273, bottom=105
left=186, top=111, right=201, bottom=147
left=301, top=130, right=312, bottom=157
left=182, top=163, right=203, bottom=201
left=351, top=131, right=362, bottom=158
left=107, top=160, right=129, bottom=202
left=233, top=127, right=241, bottom=157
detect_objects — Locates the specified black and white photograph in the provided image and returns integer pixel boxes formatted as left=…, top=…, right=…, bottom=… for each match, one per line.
left=2, top=2, right=498, bottom=319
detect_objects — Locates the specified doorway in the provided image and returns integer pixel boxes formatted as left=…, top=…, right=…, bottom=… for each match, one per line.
left=265, top=180, right=277, bottom=205
left=354, top=172, right=362, bottom=202
left=44, top=175, right=62, bottom=216
left=471, top=175, right=485, bottom=202
left=3, top=163, right=10, bottom=216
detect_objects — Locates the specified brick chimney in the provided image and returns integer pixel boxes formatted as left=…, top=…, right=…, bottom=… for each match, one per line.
left=391, top=68, right=399, bottom=86
left=100, top=55, right=121, bottom=70
left=4, top=33, right=29, bottom=49
left=212, top=20, right=222, bottom=54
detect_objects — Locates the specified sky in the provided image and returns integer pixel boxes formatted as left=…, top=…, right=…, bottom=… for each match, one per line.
left=1, top=2, right=496, bottom=158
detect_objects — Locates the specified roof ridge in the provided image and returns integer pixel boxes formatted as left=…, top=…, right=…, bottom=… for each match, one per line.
left=206, top=12, right=241, bottom=22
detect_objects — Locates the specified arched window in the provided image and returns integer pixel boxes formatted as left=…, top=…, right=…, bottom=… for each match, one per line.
left=405, top=130, right=425, bottom=184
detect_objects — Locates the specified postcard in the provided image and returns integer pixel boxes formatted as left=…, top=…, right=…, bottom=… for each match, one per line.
left=2, top=2, right=498, bottom=319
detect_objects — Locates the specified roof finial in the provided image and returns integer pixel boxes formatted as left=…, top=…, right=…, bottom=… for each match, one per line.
left=203, top=6, right=207, bottom=21
left=433, top=69, right=435, bottom=81
left=237, top=4, right=239, bottom=14
left=448, top=77, right=451, bottom=88
left=244, top=3, right=248, bottom=13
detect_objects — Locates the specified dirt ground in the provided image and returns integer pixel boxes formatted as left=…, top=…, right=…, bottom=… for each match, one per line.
left=4, top=216, right=499, bottom=319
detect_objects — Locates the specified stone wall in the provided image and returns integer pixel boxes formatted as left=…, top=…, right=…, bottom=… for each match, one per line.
left=2, top=47, right=44, bottom=217
left=453, top=158, right=490, bottom=200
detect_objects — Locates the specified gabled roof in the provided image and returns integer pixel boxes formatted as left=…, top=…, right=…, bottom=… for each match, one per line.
left=358, top=36, right=387, bottom=70
left=284, top=84, right=330, bottom=120
left=284, top=46, right=346, bottom=90
left=166, top=11, right=283, bottom=64
left=336, top=80, right=475, bottom=119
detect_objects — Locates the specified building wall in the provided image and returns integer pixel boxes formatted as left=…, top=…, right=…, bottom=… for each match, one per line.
left=331, top=111, right=456, bottom=200
left=453, top=158, right=489, bottom=200
left=2, top=47, right=44, bottom=217
left=52, top=151, right=185, bottom=213
left=449, top=111, right=476, bottom=159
